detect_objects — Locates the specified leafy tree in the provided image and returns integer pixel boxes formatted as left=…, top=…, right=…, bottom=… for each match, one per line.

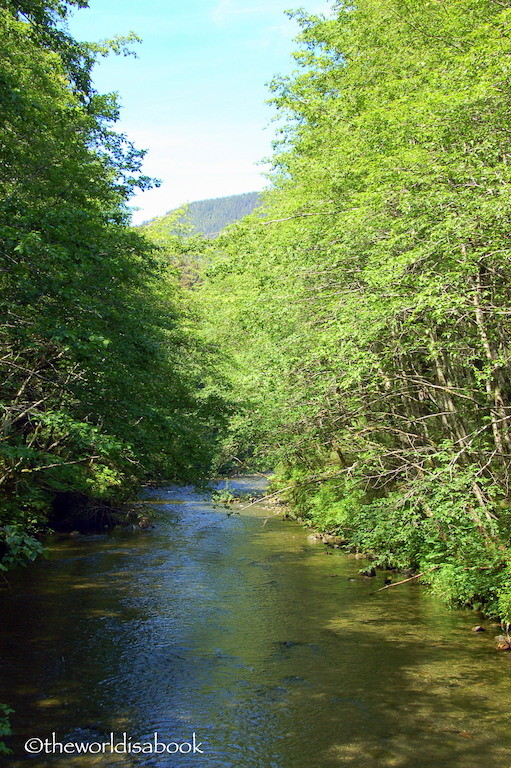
left=202, top=0, right=511, bottom=618
left=0, top=0, right=229, bottom=566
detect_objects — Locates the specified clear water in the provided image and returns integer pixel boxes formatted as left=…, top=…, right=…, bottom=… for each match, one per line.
left=1, top=477, right=510, bottom=767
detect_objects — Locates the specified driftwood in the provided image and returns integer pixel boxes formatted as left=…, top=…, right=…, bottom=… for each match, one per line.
left=376, top=566, right=440, bottom=591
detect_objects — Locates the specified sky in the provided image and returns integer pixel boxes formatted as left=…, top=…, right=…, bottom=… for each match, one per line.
left=68, top=0, right=333, bottom=224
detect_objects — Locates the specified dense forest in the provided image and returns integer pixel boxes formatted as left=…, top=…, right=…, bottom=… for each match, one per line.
left=199, top=0, right=511, bottom=620
left=141, top=192, right=261, bottom=238
left=3, top=0, right=511, bottom=627
left=0, top=0, right=229, bottom=568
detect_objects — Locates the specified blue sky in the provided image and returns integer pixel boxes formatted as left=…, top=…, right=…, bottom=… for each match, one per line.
left=68, top=0, right=333, bottom=223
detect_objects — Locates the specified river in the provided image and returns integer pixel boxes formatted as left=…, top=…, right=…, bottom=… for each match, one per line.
left=1, top=476, right=511, bottom=767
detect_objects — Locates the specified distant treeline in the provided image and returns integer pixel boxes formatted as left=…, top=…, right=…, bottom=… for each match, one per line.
left=143, top=192, right=261, bottom=237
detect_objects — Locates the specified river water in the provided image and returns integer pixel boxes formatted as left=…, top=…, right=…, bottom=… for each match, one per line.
left=1, top=476, right=511, bottom=767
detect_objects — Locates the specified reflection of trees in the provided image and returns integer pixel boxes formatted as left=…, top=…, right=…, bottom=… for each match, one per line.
left=0, top=509, right=510, bottom=767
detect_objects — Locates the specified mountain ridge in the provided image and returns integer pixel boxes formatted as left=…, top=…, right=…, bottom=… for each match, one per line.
left=140, top=191, right=261, bottom=237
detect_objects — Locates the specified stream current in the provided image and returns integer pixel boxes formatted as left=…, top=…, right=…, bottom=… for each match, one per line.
left=1, top=476, right=511, bottom=767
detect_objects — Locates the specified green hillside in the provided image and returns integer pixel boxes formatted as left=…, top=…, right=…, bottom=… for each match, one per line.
left=142, top=191, right=261, bottom=237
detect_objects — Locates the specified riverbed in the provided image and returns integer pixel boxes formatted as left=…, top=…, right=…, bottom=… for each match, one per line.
left=1, top=477, right=510, bottom=767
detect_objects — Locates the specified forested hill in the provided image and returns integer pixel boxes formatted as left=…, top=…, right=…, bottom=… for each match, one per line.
left=142, top=191, right=261, bottom=237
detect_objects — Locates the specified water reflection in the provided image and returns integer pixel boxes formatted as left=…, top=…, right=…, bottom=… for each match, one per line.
left=0, top=477, right=510, bottom=767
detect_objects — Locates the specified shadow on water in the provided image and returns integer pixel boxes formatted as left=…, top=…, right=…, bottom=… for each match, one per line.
left=1, top=477, right=510, bottom=767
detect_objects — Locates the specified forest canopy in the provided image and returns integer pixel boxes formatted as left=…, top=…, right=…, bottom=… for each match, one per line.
left=0, top=0, right=229, bottom=567
left=4, top=0, right=511, bottom=622
left=200, top=0, right=511, bottom=619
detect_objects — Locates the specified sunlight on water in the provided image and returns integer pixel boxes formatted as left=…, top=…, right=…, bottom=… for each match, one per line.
left=1, top=477, right=510, bottom=767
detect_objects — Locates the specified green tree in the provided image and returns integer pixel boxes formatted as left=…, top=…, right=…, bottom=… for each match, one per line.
left=0, top=0, right=229, bottom=566
left=202, top=0, right=511, bottom=618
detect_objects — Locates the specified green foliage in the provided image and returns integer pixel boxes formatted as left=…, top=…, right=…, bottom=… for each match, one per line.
left=201, top=0, right=511, bottom=620
left=0, top=0, right=230, bottom=562
left=0, top=525, right=44, bottom=571
left=211, top=482, right=236, bottom=506
left=142, top=192, right=261, bottom=238
left=0, top=703, right=13, bottom=755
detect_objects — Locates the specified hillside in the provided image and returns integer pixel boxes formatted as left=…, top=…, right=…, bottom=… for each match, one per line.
left=142, top=191, right=261, bottom=237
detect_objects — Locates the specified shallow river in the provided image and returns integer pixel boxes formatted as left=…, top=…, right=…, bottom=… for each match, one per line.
left=1, top=477, right=511, bottom=767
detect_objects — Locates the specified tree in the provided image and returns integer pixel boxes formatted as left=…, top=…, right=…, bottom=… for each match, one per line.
left=202, top=0, right=511, bottom=618
left=0, top=0, right=229, bottom=566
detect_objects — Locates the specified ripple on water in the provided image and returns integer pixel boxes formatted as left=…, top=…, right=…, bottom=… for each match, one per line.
left=1, top=477, right=510, bottom=768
